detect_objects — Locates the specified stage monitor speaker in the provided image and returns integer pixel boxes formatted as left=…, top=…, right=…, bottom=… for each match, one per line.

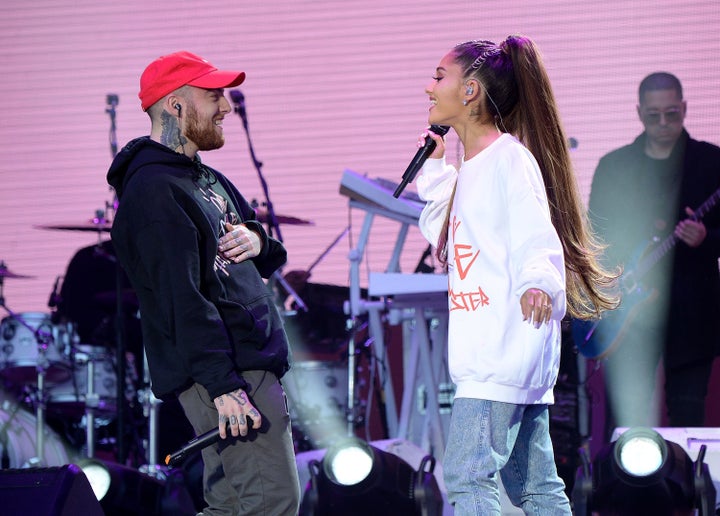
left=0, top=464, right=103, bottom=516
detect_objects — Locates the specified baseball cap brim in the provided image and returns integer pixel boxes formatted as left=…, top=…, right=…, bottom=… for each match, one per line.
left=187, top=69, right=246, bottom=90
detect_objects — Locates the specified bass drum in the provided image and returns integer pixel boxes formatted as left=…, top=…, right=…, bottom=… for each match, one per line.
left=282, top=360, right=347, bottom=451
left=0, top=395, right=73, bottom=468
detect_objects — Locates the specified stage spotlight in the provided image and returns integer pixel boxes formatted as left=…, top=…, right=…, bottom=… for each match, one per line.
left=299, top=437, right=443, bottom=516
left=572, top=427, right=717, bottom=516
left=77, top=459, right=195, bottom=516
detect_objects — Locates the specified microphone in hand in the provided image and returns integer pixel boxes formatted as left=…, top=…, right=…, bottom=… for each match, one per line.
left=165, top=421, right=229, bottom=468
left=393, top=125, right=450, bottom=198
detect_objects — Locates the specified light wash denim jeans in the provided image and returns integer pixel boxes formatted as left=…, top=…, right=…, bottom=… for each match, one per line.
left=443, top=398, right=571, bottom=515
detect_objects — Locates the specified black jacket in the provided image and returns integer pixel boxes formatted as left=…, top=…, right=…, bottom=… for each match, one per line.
left=107, top=137, right=289, bottom=400
left=589, top=130, right=720, bottom=365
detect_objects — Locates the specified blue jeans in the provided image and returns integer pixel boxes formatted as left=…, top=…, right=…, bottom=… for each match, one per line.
left=443, top=398, right=571, bottom=515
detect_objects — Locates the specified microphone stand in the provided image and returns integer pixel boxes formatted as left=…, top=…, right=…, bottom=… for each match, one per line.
left=106, top=94, right=119, bottom=159
left=105, top=93, right=129, bottom=465
left=106, top=93, right=120, bottom=213
left=230, top=91, right=307, bottom=311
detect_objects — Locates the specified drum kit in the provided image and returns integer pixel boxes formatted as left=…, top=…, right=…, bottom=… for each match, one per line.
left=0, top=205, right=319, bottom=472
left=0, top=262, right=77, bottom=468
left=0, top=253, right=136, bottom=469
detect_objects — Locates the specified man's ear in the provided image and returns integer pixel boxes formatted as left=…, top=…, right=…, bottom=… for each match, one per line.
left=164, top=95, right=182, bottom=118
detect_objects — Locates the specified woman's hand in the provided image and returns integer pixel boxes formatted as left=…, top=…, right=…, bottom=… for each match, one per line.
left=520, top=288, right=553, bottom=328
left=420, top=126, right=446, bottom=160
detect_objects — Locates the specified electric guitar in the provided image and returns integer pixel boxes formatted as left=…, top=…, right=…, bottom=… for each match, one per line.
left=574, top=185, right=720, bottom=359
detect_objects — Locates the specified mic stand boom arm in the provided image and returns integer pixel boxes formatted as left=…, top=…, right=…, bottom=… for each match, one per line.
left=231, top=91, right=307, bottom=311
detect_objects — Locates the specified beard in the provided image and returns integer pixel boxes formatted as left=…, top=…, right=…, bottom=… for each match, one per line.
left=184, top=102, right=225, bottom=151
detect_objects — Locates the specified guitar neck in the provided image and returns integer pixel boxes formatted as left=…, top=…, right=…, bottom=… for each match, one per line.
left=630, top=185, right=720, bottom=283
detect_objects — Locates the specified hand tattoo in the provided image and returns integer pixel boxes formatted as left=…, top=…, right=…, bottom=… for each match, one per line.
left=228, top=389, right=247, bottom=406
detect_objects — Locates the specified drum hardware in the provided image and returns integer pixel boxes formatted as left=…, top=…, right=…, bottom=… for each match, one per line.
left=1, top=263, right=74, bottom=385
left=10, top=362, right=55, bottom=466
left=46, top=344, right=138, bottom=461
left=0, top=262, right=36, bottom=280
left=0, top=312, right=74, bottom=385
left=252, top=205, right=314, bottom=227
left=276, top=226, right=350, bottom=315
left=33, top=219, right=112, bottom=233
left=137, top=347, right=168, bottom=480
left=34, top=366, right=49, bottom=464
left=34, top=206, right=115, bottom=248
left=31, top=222, right=133, bottom=464
left=77, top=350, right=100, bottom=458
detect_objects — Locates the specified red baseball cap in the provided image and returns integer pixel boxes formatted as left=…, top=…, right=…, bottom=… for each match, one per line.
left=139, top=51, right=246, bottom=111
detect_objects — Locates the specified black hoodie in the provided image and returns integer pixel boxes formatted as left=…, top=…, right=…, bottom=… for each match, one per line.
left=107, top=137, right=289, bottom=400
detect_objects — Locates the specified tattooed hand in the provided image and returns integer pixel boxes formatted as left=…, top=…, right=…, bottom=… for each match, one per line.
left=213, top=387, right=262, bottom=438
left=218, top=222, right=262, bottom=263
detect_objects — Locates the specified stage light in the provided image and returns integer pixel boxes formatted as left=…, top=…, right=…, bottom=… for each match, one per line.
left=299, top=437, right=444, bottom=516
left=78, top=458, right=112, bottom=500
left=324, top=439, right=375, bottom=486
left=77, top=458, right=195, bottom=516
left=572, top=427, right=717, bottom=516
left=616, top=427, right=664, bottom=478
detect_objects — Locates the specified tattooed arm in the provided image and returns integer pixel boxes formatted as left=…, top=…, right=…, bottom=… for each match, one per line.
left=213, top=387, right=262, bottom=438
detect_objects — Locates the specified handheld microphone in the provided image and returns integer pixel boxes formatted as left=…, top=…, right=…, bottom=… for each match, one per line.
left=393, top=125, right=450, bottom=198
left=165, top=423, right=229, bottom=468
left=229, top=89, right=247, bottom=124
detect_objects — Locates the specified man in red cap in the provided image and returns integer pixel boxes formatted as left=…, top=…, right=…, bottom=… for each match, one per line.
left=107, top=51, right=300, bottom=515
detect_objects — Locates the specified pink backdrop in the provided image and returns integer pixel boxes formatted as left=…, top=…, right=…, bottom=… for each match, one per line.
left=1, top=1, right=719, bottom=451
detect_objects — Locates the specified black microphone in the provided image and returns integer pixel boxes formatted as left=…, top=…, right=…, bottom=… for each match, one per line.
left=393, top=125, right=450, bottom=198
left=165, top=424, right=228, bottom=467
left=229, top=89, right=247, bottom=124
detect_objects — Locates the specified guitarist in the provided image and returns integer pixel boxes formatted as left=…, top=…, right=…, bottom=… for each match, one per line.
left=588, top=72, right=720, bottom=435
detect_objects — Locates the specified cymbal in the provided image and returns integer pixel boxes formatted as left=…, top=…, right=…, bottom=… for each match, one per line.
left=255, top=208, right=313, bottom=226
left=0, top=263, right=35, bottom=279
left=35, top=219, right=112, bottom=232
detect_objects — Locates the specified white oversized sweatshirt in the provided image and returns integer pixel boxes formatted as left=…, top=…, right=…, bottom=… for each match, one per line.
left=417, top=133, right=566, bottom=405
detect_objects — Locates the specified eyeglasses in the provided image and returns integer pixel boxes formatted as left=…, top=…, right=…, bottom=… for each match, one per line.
left=641, top=108, right=683, bottom=125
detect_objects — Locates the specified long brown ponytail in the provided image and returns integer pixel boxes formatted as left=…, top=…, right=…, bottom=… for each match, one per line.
left=445, top=36, right=620, bottom=319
